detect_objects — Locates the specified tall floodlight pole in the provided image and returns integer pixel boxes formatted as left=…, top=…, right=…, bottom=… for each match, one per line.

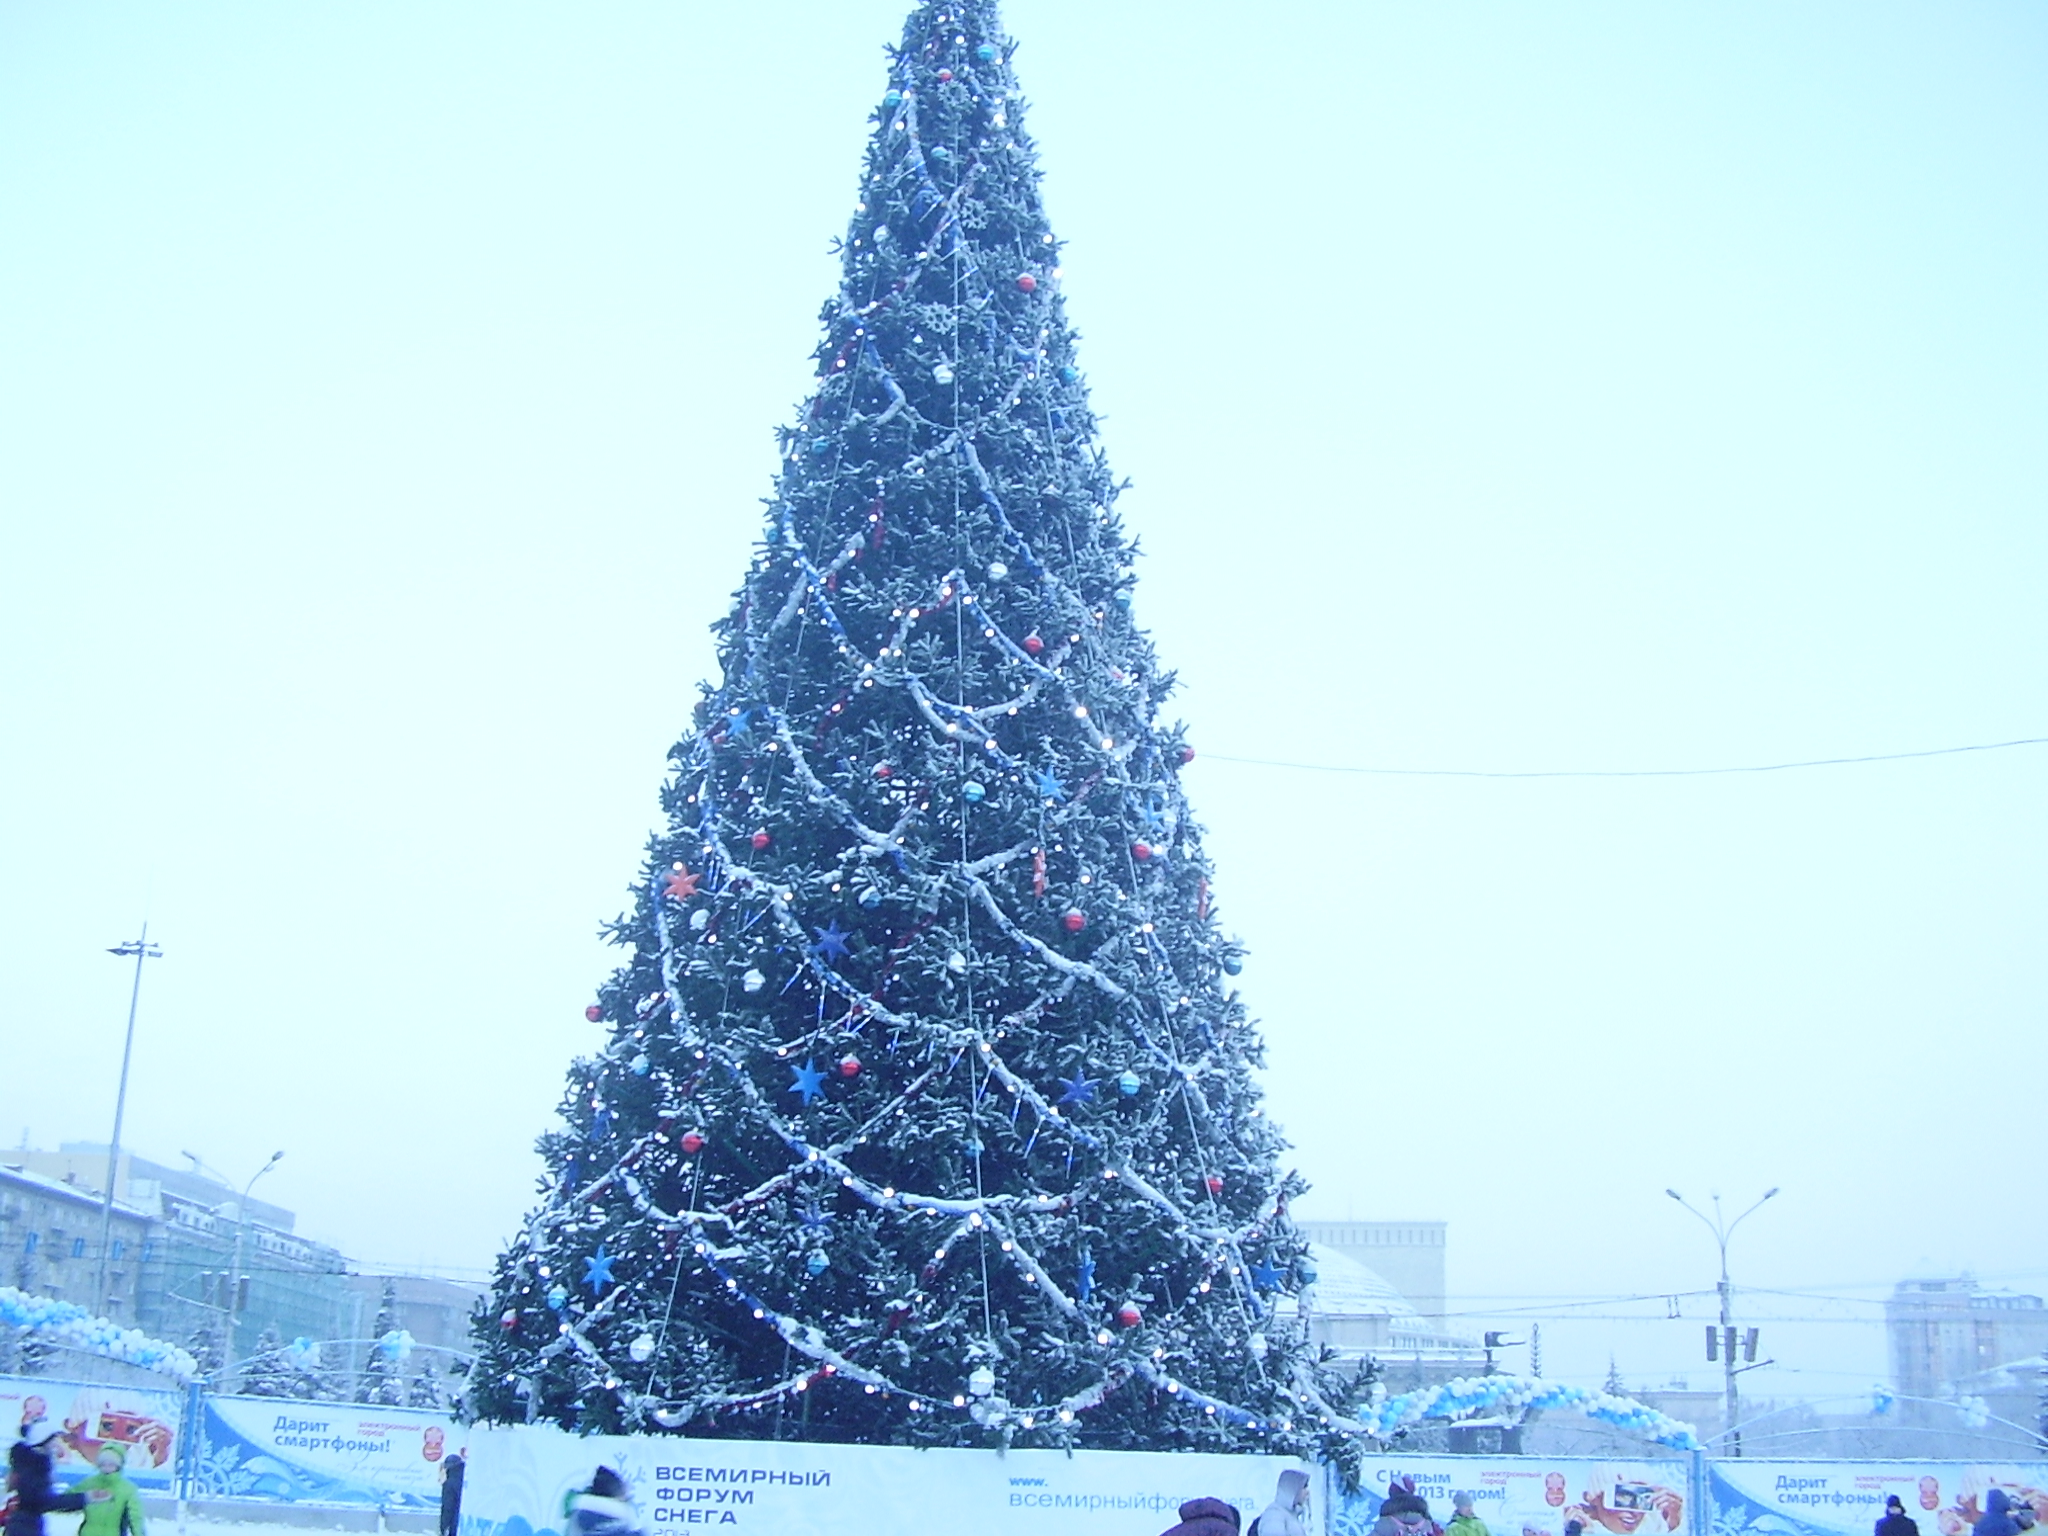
left=96, top=927, right=163, bottom=1314
left=1668, top=1186, right=1779, bottom=1455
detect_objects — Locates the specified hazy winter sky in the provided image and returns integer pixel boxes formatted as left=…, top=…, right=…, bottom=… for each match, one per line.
left=3, top=2, right=2043, bottom=1408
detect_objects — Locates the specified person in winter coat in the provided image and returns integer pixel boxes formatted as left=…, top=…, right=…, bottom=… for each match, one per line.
left=1374, top=1478, right=1439, bottom=1536
left=566, top=1468, right=642, bottom=1536
left=76, top=1444, right=146, bottom=1536
left=1447, top=1492, right=1491, bottom=1536
left=1159, top=1498, right=1242, bottom=1536
left=1876, top=1495, right=1920, bottom=1536
left=7, top=1420, right=87, bottom=1536
left=1976, top=1491, right=2020, bottom=1536
left=438, top=1452, right=466, bottom=1536
left=1252, top=1472, right=1311, bottom=1536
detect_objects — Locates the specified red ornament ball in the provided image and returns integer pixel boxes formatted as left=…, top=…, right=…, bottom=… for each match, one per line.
left=874, top=762, right=894, bottom=779
left=1062, top=909, right=1087, bottom=933
left=584, top=1004, right=603, bottom=1022
left=1205, top=1175, right=1225, bottom=1196
left=1180, top=745, right=1197, bottom=765
left=1023, top=632, right=1045, bottom=656
left=937, top=67, right=954, bottom=81
left=1016, top=273, right=1038, bottom=293
left=1116, top=1302, right=1142, bottom=1328
left=499, top=1308, right=519, bottom=1332
left=680, top=1129, right=706, bottom=1155
left=839, top=1054, right=862, bottom=1078
left=1132, top=842, right=1152, bottom=862
left=751, top=829, right=772, bottom=851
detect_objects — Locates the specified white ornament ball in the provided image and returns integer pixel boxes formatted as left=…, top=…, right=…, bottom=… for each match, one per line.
left=689, top=908, right=710, bottom=931
left=1247, top=1332, right=1269, bottom=1359
left=933, top=363, right=955, bottom=385
left=988, top=561, right=1009, bottom=580
left=947, top=951, right=968, bottom=973
left=742, top=968, right=766, bottom=993
left=967, top=1364, right=997, bottom=1397
left=629, top=1332, right=656, bottom=1363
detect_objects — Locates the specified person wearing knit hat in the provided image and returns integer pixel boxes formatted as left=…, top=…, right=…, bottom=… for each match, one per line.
left=1448, top=1492, right=1492, bottom=1536
left=76, top=1443, right=147, bottom=1536
left=6, top=1421, right=86, bottom=1536
left=1877, top=1494, right=1920, bottom=1536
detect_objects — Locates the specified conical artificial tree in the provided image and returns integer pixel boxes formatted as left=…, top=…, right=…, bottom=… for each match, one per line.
left=471, top=0, right=1362, bottom=1454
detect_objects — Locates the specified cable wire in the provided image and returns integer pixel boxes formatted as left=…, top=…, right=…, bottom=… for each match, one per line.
left=1202, top=736, right=2048, bottom=780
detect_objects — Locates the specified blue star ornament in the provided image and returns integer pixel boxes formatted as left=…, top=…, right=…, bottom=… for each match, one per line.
left=789, top=1058, right=828, bottom=1105
left=725, top=707, right=753, bottom=738
left=1035, top=768, right=1066, bottom=803
left=583, top=1246, right=616, bottom=1293
left=1057, top=1073, right=1097, bottom=1107
left=811, top=922, right=853, bottom=961
left=1248, top=1256, right=1283, bottom=1292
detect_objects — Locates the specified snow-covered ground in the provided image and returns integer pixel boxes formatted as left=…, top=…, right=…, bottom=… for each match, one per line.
left=81, top=1508, right=437, bottom=1536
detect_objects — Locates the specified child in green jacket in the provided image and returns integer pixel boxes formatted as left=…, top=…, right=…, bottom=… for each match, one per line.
left=1446, top=1492, right=1491, bottom=1536
left=75, top=1445, right=146, bottom=1536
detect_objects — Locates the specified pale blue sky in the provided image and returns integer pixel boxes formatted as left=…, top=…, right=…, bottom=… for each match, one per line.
left=3, top=2, right=2043, bottom=1401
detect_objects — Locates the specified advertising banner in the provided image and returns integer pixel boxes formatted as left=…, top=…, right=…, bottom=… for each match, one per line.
left=1330, top=1458, right=1696, bottom=1536
left=461, top=1420, right=1317, bottom=1536
left=194, top=1394, right=464, bottom=1506
left=0, top=1374, right=184, bottom=1491
left=1709, top=1462, right=2048, bottom=1536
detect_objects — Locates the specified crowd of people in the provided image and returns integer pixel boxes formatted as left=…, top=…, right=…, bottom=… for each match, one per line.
left=1880, top=1490, right=2038, bottom=1536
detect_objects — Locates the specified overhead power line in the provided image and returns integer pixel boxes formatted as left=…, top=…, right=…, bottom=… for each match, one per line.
left=1203, top=735, right=2048, bottom=780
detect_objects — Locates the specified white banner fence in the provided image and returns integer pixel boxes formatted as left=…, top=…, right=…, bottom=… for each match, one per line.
left=5, top=1370, right=2042, bottom=1532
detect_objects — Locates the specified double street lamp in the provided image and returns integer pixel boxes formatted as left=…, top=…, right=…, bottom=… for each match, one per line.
left=1667, top=1186, right=1779, bottom=1456
left=184, top=1149, right=285, bottom=1378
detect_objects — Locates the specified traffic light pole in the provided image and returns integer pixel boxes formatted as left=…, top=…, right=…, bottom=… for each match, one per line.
left=1668, top=1187, right=1779, bottom=1456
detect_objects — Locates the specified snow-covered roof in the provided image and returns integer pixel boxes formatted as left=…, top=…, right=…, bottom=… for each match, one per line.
left=1301, top=1243, right=1419, bottom=1319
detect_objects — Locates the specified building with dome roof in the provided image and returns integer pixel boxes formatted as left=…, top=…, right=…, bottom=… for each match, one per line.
left=1284, top=1241, right=1486, bottom=1382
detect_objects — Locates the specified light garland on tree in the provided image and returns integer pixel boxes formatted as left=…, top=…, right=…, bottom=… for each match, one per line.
left=470, top=0, right=1353, bottom=1454
left=0, top=1287, right=200, bottom=1383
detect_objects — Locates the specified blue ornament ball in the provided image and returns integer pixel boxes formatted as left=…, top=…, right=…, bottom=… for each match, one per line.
left=962, top=780, right=986, bottom=802
left=930, top=146, right=951, bottom=162
left=975, top=43, right=997, bottom=63
left=1059, top=365, right=1080, bottom=384
left=805, top=1251, right=830, bottom=1277
left=808, top=436, right=834, bottom=457
left=1222, top=954, right=1243, bottom=976
left=546, top=1284, right=568, bottom=1310
left=883, top=89, right=903, bottom=108
left=1116, top=1069, right=1142, bottom=1097
left=858, top=887, right=882, bottom=909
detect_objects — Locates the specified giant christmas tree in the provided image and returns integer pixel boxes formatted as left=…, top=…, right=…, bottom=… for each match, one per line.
left=471, top=0, right=1364, bottom=1454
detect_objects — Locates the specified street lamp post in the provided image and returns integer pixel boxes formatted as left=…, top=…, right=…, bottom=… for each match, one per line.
left=185, top=1150, right=283, bottom=1380
left=1667, top=1186, right=1779, bottom=1456
left=96, top=928, right=163, bottom=1315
